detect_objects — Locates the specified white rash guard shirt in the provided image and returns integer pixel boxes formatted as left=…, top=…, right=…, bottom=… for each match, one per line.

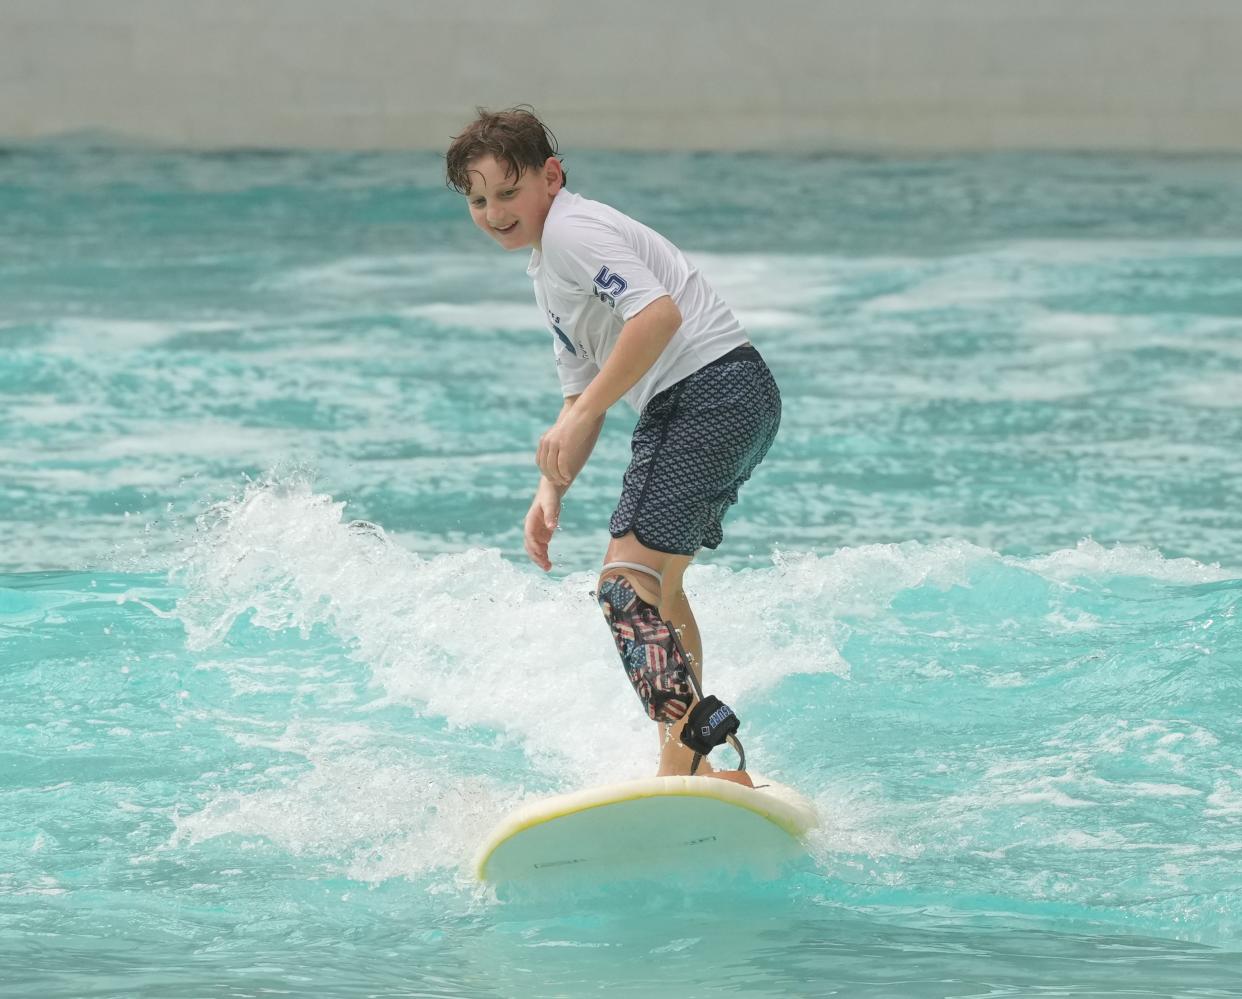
left=527, top=189, right=749, bottom=413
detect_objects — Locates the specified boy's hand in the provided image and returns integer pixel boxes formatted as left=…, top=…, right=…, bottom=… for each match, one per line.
left=524, top=482, right=561, bottom=572
left=536, top=409, right=600, bottom=489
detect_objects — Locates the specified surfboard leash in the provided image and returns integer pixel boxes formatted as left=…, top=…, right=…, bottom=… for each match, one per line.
left=672, top=627, right=746, bottom=775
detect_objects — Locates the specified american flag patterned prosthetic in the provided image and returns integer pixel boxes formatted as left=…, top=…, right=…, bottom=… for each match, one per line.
left=597, top=575, right=693, bottom=722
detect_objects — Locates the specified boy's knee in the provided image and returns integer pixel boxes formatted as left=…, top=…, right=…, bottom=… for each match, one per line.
left=598, top=560, right=663, bottom=606
left=596, top=571, right=658, bottom=622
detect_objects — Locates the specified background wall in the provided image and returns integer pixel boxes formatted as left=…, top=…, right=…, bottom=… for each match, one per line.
left=3, top=0, right=1240, bottom=152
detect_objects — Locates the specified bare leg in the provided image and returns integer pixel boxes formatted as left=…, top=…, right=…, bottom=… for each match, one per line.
left=600, top=534, right=752, bottom=786
left=653, top=555, right=708, bottom=776
left=654, top=563, right=752, bottom=786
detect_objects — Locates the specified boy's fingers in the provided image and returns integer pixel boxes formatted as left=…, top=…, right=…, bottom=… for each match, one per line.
left=541, top=441, right=561, bottom=480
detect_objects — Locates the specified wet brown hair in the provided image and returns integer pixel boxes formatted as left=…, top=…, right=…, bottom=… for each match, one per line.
left=445, top=106, right=566, bottom=194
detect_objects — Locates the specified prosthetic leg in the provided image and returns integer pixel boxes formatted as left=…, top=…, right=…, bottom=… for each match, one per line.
left=596, top=565, right=746, bottom=775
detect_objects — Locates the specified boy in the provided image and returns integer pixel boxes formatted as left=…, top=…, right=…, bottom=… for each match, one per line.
left=445, top=108, right=780, bottom=785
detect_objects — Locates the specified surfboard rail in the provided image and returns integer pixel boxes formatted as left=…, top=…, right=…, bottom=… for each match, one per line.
left=473, top=775, right=818, bottom=883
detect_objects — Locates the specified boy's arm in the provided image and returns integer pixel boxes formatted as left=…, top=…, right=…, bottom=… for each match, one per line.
left=540, top=395, right=580, bottom=497
left=539, top=395, right=606, bottom=494
left=572, top=296, right=682, bottom=420
left=536, top=296, right=681, bottom=487
left=527, top=396, right=588, bottom=571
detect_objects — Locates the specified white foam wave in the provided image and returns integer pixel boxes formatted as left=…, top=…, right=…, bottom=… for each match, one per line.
left=173, top=478, right=641, bottom=783
left=1016, top=539, right=1232, bottom=585
left=732, top=308, right=814, bottom=331
left=398, top=302, right=541, bottom=332
left=171, top=477, right=1238, bottom=809
left=1172, top=373, right=1242, bottom=409
left=170, top=747, right=518, bottom=880
left=1023, top=312, right=1129, bottom=338
left=685, top=253, right=861, bottom=310
left=864, top=276, right=1020, bottom=314
left=44, top=317, right=238, bottom=350
left=769, top=541, right=985, bottom=617
left=179, top=480, right=976, bottom=786
left=805, top=784, right=919, bottom=864
left=8, top=399, right=95, bottom=425
left=1205, top=783, right=1242, bottom=818
left=264, top=253, right=528, bottom=297
left=996, top=238, right=1242, bottom=263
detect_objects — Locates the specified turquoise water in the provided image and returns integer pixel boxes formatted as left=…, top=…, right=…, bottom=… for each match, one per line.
left=3, top=146, right=1242, bottom=997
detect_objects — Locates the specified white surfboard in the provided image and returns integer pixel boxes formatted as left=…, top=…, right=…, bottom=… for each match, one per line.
left=473, top=775, right=819, bottom=885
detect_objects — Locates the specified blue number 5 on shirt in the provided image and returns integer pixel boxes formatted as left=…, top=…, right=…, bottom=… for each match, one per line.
left=593, top=265, right=628, bottom=307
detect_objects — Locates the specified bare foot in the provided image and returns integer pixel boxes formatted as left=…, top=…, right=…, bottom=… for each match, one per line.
left=700, top=769, right=754, bottom=788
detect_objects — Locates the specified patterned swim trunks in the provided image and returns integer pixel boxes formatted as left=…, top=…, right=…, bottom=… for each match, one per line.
left=609, top=343, right=782, bottom=555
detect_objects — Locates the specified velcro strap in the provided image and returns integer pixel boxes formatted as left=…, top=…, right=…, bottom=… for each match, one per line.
left=679, top=695, right=740, bottom=756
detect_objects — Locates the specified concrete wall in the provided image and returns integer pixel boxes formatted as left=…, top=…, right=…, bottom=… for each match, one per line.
left=3, top=0, right=1240, bottom=152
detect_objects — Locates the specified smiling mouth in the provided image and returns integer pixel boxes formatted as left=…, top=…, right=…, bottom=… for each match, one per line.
left=493, top=221, right=518, bottom=233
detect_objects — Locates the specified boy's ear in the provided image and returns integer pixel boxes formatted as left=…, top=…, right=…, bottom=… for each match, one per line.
left=544, top=156, right=564, bottom=190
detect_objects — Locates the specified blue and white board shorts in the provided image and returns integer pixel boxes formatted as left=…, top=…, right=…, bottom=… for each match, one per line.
left=609, top=343, right=781, bottom=556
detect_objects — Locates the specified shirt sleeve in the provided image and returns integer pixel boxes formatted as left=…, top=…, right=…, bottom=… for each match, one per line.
left=544, top=215, right=669, bottom=322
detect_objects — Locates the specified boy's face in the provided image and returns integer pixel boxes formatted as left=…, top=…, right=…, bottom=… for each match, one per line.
left=464, top=155, right=562, bottom=251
